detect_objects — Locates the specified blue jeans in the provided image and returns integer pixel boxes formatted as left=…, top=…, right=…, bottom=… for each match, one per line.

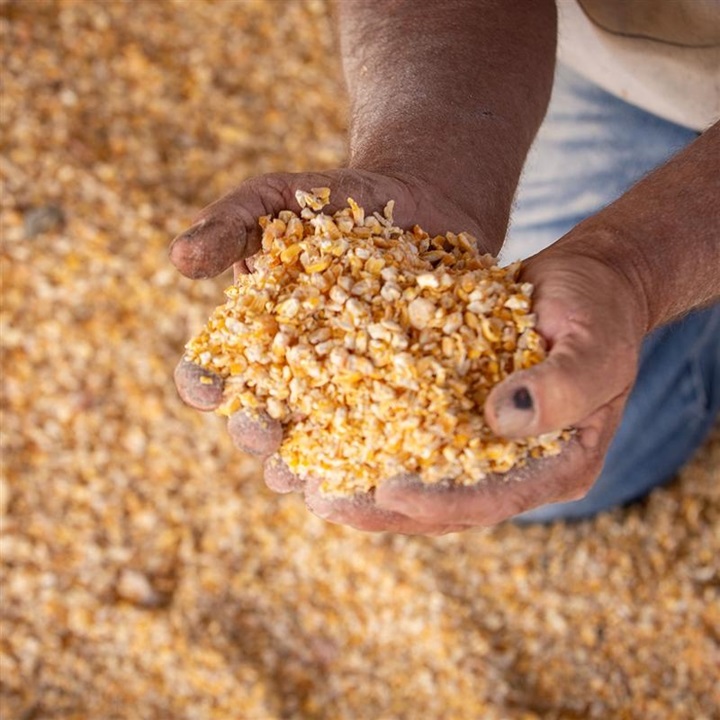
left=501, top=65, right=720, bottom=522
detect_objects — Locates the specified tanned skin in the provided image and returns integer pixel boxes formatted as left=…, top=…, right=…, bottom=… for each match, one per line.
left=171, top=0, right=719, bottom=534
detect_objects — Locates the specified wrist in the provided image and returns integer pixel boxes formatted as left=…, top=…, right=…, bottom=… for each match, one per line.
left=337, top=0, right=557, bottom=257
left=550, top=123, right=720, bottom=330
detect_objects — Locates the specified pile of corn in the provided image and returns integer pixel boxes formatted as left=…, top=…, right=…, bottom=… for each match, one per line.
left=185, top=189, right=565, bottom=494
left=4, top=2, right=719, bottom=718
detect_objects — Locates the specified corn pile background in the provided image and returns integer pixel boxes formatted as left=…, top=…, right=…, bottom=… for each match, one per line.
left=1, top=1, right=718, bottom=718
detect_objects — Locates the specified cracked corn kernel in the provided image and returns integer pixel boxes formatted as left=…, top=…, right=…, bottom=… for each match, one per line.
left=185, top=190, right=566, bottom=495
left=6, top=1, right=718, bottom=717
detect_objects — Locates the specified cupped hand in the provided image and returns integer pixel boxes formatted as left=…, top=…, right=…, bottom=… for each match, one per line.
left=172, top=172, right=648, bottom=533
left=171, top=168, right=485, bottom=533
left=359, top=244, right=649, bottom=531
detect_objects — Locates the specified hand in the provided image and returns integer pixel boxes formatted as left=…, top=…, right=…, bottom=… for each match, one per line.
left=172, top=174, right=648, bottom=533
left=356, top=244, right=648, bottom=532
left=365, top=120, right=720, bottom=533
left=171, top=168, right=487, bottom=531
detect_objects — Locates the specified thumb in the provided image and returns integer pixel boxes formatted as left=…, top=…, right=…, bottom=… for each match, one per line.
left=169, top=172, right=339, bottom=279
left=484, top=327, right=638, bottom=438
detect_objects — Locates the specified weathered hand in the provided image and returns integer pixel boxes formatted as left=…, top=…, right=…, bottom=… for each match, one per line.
left=172, top=172, right=649, bottom=533
left=346, top=244, right=648, bottom=531
left=170, top=169, right=484, bottom=529
left=363, top=120, right=720, bottom=533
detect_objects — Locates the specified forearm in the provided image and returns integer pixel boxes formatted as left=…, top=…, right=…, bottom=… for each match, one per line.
left=555, top=121, right=720, bottom=332
left=337, top=0, right=557, bottom=252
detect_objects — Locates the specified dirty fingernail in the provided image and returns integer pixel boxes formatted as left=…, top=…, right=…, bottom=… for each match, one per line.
left=512, top=387, right=533, bottom=410
left=494, top=386, right=535, bottom=437
left=169, top=219, right=222, bottom=278
left=170, top=219, right=211, bottom=253
left=174, top=359, right=224, bottom=411
left=263, top=454, right=304, bottom=494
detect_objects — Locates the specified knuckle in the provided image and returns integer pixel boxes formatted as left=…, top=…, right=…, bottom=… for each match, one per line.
left=252, top=172, right=294, bottom=207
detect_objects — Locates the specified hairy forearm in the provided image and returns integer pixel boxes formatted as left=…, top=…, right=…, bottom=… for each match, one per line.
left=556, top=120, right=720, bottom=332
left=337, top=0, right=557, bottom=252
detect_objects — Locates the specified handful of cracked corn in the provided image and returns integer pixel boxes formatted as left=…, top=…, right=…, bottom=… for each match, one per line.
left=185, top=188, right=565, bottom=494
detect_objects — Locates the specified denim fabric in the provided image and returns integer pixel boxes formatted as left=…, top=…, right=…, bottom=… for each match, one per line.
left=502, top=65, right=720, bottom=522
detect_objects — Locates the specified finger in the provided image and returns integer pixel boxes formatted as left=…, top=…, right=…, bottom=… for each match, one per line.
left=169, top=172, right=344, bottom=280
left=227, top=410, right=283, bottom=457
left=232, top=253, right=260, bottom=282
left=263, top=454, right=304, bottom=494
left=304, top=478, right=466, bottom=535
left=376, top=476, right=531, bottom=527
left=485, top=318, right=636, bottom=438
left=174, top=359, right=224, bottom=411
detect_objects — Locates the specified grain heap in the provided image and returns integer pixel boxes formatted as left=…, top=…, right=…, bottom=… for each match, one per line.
left=185, top=189, right=565, bottom=493
left=4, top=2, right=719, bottom=717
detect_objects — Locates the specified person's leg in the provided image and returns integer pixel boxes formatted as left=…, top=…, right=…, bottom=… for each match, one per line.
left=502, top=65, right=720, bottom=522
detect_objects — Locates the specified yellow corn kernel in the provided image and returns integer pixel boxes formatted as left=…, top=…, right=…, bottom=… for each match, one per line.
left=184, top=190, right=568, bottom=496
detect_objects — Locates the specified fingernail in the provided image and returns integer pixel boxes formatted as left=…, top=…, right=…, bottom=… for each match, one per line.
left=493, top=386, right=535, bottom=437
left=513, top=387, right=533, bottom=410
left=174, top=359, right=224, bottom=411
left=169, top=220, right=215, bottom=278
left=264, top=454, right=304, bottom=494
